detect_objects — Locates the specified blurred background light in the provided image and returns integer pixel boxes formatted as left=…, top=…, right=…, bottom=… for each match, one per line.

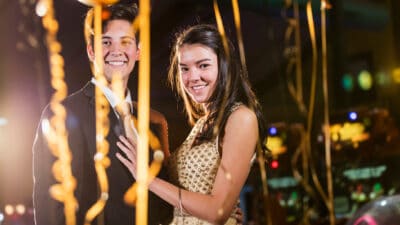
left=342, top=73, right=354, bottom=92
left=392, top=67, right=400, bottom=83
left=35, top=0, right=48, bottom=17
left=268, top=126, right=277, bottom=135
left=271, top=159, right=279, bottom=169
left=375, top=71, right=390, bottom=86
left=0, top=117, right=8, bottom=127
left=4, top=205, right=14, bottom=215
left=15, top=204, right=26, bottom=215
left=358, top=70, right=373, bottom=90
left=348, top=111, right=358, bottom=121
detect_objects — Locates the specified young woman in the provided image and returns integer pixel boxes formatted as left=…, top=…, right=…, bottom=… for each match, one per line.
left=117, top=24, right=265, bottom=225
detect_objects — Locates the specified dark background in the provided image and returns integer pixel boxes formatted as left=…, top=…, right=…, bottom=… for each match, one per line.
left=1, top=0, right=400, bottom=224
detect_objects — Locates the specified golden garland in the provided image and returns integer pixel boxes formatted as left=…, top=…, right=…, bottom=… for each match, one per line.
left=320, top=1, right=335, bottom=225
left=82, top=3, right=115, bottom=225
left=212, top=1, right=271, bottom=223
left=36, top=0, right=78, bottom=224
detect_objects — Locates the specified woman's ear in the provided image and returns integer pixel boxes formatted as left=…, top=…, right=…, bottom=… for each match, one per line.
left=87, top=43, right=95, bottom=62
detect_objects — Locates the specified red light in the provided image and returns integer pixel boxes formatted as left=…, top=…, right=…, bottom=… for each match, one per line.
left=271, top=160, right=279, bottom=169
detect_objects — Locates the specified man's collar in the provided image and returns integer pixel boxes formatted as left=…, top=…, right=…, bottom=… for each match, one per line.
left=90, top=77, right=132, bottom=108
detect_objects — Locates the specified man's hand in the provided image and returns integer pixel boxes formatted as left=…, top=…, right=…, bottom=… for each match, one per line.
left=116, top=135, right=137, bottom=179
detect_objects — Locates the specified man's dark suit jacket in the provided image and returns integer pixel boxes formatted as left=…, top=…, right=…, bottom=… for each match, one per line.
left=33, top=82, right=172, bottom=225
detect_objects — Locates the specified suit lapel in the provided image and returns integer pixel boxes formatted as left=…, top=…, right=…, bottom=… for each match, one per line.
left=82, top=82, right=97, bottom=159
left=83, top=82, right=121, bottom=158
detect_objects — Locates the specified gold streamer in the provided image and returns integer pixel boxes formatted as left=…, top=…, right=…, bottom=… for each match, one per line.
left=212, top=0, right=230, bottom=57
left=231, top=0, right=271, bottom=223
left=290, top=3, right=335, bottom=225
left=123, top=150, right=164, bottom=206
left=212, top=1, right=235, bottom=219
left=83, top=3, right=112, bottom=225
left=233, top=1, right=272, bottom=220
left=299, top=1, right=331, bottom=215
left=231, top=0, right=247, bottom=75
left=283, top=1, right=306, bottom=114
left=305, top=0, right=331, bottom=208
left=212, top=2, right=270, bottom=224
left=36, top=0, right=78, bottom=224
left=286, top=3, right=320, bottom=219
left=212, top=0, right=231, bottom=138
left=136, top=0, right=151, bottom=224
left=321, top=1, right=334, bottom=225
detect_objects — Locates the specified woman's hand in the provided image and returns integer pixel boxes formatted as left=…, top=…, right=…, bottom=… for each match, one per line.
left=116, top=135, right=137, bottom=179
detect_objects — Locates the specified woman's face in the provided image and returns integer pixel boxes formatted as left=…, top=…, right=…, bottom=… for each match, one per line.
left=178, top=43, right=218, bottom=104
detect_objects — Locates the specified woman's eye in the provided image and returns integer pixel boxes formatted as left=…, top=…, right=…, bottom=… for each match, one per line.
left=180, top=67, right=188, bottom=73
left=199, top=64, right=209, bottom=69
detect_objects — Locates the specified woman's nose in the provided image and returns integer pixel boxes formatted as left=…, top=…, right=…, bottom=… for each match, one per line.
left=188, top=68, right=200, bottom=81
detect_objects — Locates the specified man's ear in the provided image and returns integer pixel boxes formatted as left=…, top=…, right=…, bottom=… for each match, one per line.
left=87, top=43, right=95, bottom=62
left=135, top=42, right=141, bottom=61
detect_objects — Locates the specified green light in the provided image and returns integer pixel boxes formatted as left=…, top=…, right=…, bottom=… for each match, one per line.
left=342, top=73, right=354, bottom=92
left=358, top=70, right=373, bottom=90
left=373, top=182, right=382, bottom=192
left=291, top=191, right=298, bottom=200
left=375, top=71, right=390, bottom=86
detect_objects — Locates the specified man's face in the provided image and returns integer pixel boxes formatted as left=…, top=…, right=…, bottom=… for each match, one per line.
left=88, top=19, right=140, bottom=86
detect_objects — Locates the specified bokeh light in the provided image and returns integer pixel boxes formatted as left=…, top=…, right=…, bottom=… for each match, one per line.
left=392, top=67, right=400, bottom=83
left=375, top=71, right=390, bottom=86
left=4, top=205, right=14, bottom=215
left=15, top=204, right=26, bottom=215
left=358, top=70, right=373, bottom=90
left=342, top=73, right=354, bottom=92
left=0, top=117, right=7, bottom=127
left=271, top=160, right=279, bottom=169
left=269, top=126, right=277, bottom=135
left=348, top=111, right=358, bottom=121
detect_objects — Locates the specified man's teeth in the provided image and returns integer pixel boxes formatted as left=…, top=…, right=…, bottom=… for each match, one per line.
left=107, top=61, right=125, bottom=66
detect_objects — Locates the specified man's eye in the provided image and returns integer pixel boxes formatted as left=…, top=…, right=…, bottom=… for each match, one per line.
left=102, top=40, right=111, bottom=46
left=122, top=40, right=133, bottom=46
left=122, top=37, right=135, bottom=46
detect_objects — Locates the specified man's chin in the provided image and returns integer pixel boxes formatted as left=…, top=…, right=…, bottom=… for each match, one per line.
left=104, top=69, right=126, bottom=77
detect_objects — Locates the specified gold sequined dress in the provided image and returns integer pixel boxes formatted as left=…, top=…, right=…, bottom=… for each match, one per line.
left=168, top=106, right=241, bottom=224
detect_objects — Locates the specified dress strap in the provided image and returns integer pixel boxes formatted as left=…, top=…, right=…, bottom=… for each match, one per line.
left=183, top=117, right=206, bottom=147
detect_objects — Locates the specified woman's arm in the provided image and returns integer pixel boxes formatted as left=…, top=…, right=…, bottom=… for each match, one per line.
left=117, top=105, right=258, bottom=225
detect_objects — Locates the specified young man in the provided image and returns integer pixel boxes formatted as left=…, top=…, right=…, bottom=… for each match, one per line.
left=33, top=3, right=172, bottom=225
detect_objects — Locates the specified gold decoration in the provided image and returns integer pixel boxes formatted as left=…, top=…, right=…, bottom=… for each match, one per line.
left=37, top=0, right=78, bottom=224
left=77, top=0, right=119, bottom=7
left=83, top=4, right=111, bottom=225
left=135, top=1, right=151, bottom=224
